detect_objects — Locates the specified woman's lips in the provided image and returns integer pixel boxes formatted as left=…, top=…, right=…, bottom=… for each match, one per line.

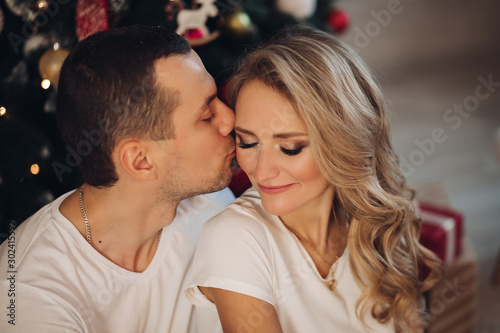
left=258, top=183, right=294, bottom=194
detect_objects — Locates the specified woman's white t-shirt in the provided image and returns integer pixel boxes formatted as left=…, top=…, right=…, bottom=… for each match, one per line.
left=186, top=187, right=394, bottom=333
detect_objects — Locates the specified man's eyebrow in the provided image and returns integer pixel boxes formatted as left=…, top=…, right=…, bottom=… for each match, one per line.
left=195, top=93, right=217, bottom=117
left=235, top=127, right=307, bottom=138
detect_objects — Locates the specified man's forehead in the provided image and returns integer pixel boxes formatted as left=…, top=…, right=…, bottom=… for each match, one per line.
left=154, top=50, right=203, bottom=78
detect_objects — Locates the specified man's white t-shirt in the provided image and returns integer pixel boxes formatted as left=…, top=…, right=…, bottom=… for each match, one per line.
left=0, top=188, right=234, bottom=333
left=186, top=187, right=394, bottom=333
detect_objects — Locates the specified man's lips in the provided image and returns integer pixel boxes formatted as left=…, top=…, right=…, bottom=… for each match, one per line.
left=258, top=183, right=294, bottom=194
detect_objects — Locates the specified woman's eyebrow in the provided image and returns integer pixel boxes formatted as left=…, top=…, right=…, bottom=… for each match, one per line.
left=273, top=132, right=308, bottom=139
left=235, top=127, right=307, bottom=138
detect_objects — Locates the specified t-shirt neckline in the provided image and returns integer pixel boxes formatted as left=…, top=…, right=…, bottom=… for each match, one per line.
left=271, top=214, right=349, bottom=282
left=51, top=189, right=167, bottom=279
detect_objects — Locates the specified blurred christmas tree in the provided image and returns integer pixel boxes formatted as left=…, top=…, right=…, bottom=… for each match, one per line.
left=0, top=0, right=349, bottom=241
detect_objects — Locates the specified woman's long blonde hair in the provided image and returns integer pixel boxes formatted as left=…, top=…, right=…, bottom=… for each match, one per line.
left=227, top=26, right=443, bottom=332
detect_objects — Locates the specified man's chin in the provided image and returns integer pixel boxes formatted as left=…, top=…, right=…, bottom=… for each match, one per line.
left=205, top=171, right=233, bottom=194
left=185, top=171, right=233, bottom=198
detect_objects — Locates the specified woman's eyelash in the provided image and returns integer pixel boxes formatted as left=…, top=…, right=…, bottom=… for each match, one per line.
left=280, top=146, right=304, bottom=156
left=237, top=141, right=258, bottom=149
left=237, top=140, right=305, bottom=156
left=237, top=136, right=306, bottom=156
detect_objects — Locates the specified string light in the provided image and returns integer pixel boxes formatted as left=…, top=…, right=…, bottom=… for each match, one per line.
left=36, top=0, right=49, bottom=11
left=30, top=164, right=40, bottom=175
left=40, top=146, right=50, bottom=158
left=0, top=106, right=6, bottom=116
left=53, top=42, right=60, bottom=51
left=41, top=79, right=51, bottom=89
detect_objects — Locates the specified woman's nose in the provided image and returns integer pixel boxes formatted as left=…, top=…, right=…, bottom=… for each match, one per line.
left=253, top=149, right=280, bottom=184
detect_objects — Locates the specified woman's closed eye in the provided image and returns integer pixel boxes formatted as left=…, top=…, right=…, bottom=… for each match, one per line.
left=280, top=146, right=305, bottom=156
left=237, top=140, right=258, bottom=149
left=237, top=138, right=306, bottom=156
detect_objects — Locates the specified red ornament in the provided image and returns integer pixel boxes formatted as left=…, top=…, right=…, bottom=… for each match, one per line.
left=327, top=9, right=349, bottom=34
left=76, top=0, right=109, bottom=41
left=183, top=28, right=204, bottom=40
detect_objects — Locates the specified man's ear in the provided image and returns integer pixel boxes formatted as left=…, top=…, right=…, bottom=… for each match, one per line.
left=114, top=140, right=158, bottom=181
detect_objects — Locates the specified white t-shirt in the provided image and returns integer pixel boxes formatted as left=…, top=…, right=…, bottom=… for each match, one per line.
left=186, top=187, right=394, bottom=333
left=0, top=188, right=234, bottom=333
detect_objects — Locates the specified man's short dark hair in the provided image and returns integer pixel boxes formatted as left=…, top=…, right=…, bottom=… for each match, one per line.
left=56, top=25, right=191, bottom=188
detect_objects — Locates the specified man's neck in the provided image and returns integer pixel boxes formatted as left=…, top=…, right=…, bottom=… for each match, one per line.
left=59, top=184, right=179, bottom=272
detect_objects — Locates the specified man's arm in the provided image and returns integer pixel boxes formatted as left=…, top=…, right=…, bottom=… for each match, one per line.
left=200, top=286, right=283, bottom=333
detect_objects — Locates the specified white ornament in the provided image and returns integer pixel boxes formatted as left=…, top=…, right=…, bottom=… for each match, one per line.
left=275, top=0, right=317, bottom=20
left=176, top=0, right=218, bottom=37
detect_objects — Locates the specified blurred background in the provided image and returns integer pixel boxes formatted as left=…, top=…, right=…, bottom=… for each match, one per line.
left=336, top=1, right=500, bottom=332
left=0, top=0, right=499, bottom=331
left=337, top=0, right=500, bottom=332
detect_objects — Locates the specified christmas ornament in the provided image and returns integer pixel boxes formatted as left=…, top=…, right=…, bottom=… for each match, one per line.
left=23, top=30, right=75, bottom=65
left=38, top=47, right=70, bottom=86
left=0, top=7, right=4, bottom=35
left=176, top=0, right=218, bottom=42
left=108, top=0, right=131, bottom=26
left=5, top=0, right=36, bottom=20
left=275, top=0, right=317, bottom=20
left=220, top=9, right=256, bottom=41
left=184, top=28, right=203, bottom=40
left=327, top=8, right=349, bottom=33
left=165, top=0, right=185, bottom=21
left=5, top=0, right=49, bottom=21
left=23, top=33, right=51, bottom=61
left=76, top=0, right=109, bottom=41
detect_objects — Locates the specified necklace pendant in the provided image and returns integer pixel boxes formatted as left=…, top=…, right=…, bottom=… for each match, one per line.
left=328, top=279, right=337, bottom=291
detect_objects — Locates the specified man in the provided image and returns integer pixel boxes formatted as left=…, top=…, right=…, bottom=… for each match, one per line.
left=0, top=26, right=235, bottom=332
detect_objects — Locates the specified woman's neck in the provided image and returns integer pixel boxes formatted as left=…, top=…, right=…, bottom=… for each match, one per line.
left=279, top=187, right=336, bottom=247
left=279, top=188, right=348, bottom=277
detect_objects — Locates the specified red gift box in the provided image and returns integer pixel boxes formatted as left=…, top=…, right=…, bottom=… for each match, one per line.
left=418, top=203, right=464, bottom=266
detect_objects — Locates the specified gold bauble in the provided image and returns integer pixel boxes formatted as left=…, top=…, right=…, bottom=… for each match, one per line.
left=38, top=48, right=70, bottom=86
left=223, top=11, right=254, bottom=39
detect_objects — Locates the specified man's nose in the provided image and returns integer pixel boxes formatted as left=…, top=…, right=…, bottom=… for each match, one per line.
left=216, top=100, right=235, bottom=137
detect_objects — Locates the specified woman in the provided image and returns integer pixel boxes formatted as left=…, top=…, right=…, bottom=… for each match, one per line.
left=185, top=26, right=442, bottom=332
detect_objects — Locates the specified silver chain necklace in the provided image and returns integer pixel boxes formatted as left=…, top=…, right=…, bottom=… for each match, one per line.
left=79, top=185, right=92, bottom=244
left=78, top=185, right=162, bottom=246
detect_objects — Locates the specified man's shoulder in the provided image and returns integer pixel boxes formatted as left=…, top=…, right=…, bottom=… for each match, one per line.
left=174, top=187, right=234, bottom=227
left=0, top=191, right=75, bottom=269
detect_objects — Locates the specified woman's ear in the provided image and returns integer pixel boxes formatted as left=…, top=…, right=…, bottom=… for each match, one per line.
left=114, top=140, right=158, bottom=181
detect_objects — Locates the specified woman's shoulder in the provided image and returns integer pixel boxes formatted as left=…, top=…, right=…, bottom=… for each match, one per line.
left=208, top=187, right=267, bottom=223
left=201, top=187, right=273, bottom=239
